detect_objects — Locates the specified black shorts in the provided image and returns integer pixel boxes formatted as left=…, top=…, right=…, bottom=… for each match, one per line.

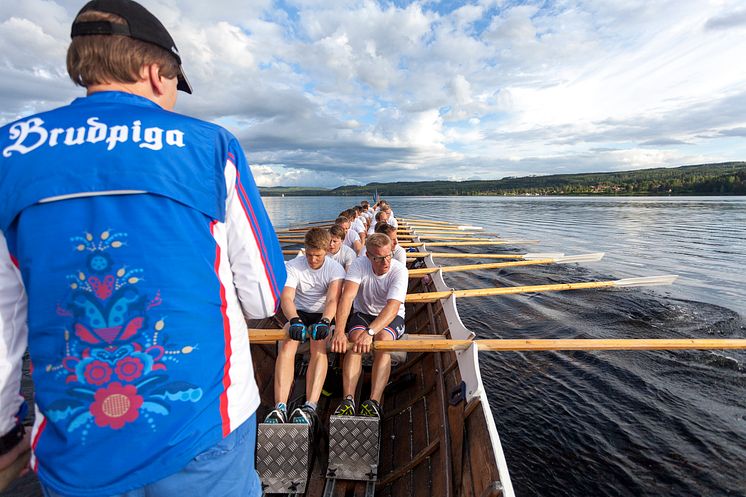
left=296, top=310, right=322, bottom=327
left=346, top=311, right=405, bottom=340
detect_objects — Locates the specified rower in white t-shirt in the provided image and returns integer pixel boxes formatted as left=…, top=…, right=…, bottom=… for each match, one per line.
left=351, top=207, right=367, bottom=244
left=265, top=228, right=345, bottom=428
left=360, top=222, right=407, bottom=264
left=367, top=209, right=391, bottom=236
left=335, top=215, right=362, bottom=255
left=328, top=224, right=357, bottom=271
left=331, top=233, right=408, bottom=419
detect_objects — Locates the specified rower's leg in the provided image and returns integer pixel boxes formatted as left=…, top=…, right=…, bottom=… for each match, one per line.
left=342, top=330, right=365, bottom=398
left=305, top=339, right=328, bottom=404
left=369, top=331, right=395, bottom=403
left=274, top=334, right=300, bottom=405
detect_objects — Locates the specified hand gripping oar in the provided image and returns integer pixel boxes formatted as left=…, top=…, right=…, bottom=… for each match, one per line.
left=247, top=330, right=746, bottom=351
left=405, top=275, right=679, bottom=303
left=407, top=253, right=605, bottom=278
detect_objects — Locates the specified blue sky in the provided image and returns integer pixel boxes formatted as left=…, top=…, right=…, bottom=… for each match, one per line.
left=1, top=0, right=746, bottom=187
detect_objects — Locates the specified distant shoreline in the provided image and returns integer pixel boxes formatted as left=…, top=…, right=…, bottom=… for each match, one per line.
left=258, top=161, right=746, bottom=197
left=261, top=192, right=746, bottom=197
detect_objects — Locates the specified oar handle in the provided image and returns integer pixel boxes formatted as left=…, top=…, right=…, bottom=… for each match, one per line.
left=247, top=330, right=746, bottom=351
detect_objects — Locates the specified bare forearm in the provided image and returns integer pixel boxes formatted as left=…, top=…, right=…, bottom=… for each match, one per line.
left=280, top=294, right=298, bottom=319
left=368, top=301, right=401, bottom=332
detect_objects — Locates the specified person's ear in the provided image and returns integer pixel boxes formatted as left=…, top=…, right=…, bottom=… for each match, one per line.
left=147, top=64, right=167, bottom=97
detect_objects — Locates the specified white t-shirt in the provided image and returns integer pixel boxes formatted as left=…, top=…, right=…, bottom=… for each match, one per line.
left=344, top=228, right=361, bottom=251
left=329, top=245, right=356, bottom=270
left=387, top=216, right=398, bottom=229
left=284, top=256, right=345, bottom=313
left=359, top=244, right=407, bottom=265
left=352, top=217, right=366, bottom=234
left=345, top=257, right=408, bottom=318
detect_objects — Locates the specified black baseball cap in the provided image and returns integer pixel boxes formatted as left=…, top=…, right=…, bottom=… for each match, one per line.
left=71, top=0, right=192, bottom=94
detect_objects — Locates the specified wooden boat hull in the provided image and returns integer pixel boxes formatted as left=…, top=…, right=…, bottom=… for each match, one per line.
left=249, top=223, right=514, bottom=496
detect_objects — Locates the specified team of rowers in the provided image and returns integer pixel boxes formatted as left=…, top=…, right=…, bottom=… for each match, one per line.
left=265, top=200, right=407, bottom=429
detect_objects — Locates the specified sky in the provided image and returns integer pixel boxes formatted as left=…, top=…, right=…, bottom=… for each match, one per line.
left=1, top=0, right=746, bottom=187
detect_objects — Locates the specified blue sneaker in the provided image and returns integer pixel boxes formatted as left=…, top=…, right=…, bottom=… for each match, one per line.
left=264, top=406, right=287, bottom=424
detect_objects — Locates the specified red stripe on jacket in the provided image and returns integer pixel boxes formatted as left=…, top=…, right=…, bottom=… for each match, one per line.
left=210, top=220, right=232, bottom=437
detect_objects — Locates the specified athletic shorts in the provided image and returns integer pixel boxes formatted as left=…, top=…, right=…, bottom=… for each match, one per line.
left=296, top=310, right=323, bottom=327
left=346, top=311, right=405, bottom=340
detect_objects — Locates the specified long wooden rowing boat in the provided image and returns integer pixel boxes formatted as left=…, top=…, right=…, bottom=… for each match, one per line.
left=252, top=217, right=515, bottom=497
left=254, top=215, right=727, bottom=496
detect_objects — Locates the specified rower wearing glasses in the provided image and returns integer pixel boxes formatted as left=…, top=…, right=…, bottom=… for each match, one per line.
left=331, top=233, right=408, bottom=419
left=359, top=223, right=407, bottom=265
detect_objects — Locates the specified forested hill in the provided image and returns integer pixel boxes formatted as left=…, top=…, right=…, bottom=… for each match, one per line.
left=259, top=162, right=746, bottom=196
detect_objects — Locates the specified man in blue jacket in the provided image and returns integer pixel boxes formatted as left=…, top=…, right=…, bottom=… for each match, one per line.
left=0, top=1, right=286, bottom=495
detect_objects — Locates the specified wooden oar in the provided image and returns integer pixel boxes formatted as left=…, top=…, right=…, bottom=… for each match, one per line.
left=286, top=219, right=336, bottom=229
left=405, top=275, right=678, bottom=303
left=406, top=251, right=565, bottom=260
left=247, top=330, right=746, bottom=351
left=407, top=253, right=605, bottom=277
left=400, top=240, right=539, bottom=248
left=398, top=227, right=484, bottom=233
left=397, top=235, right=500, bottom=241
left=398, top=217, right=455, bottom=225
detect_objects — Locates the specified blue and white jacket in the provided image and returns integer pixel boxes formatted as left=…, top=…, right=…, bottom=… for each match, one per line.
left=0, top=91, right=286, bottom=495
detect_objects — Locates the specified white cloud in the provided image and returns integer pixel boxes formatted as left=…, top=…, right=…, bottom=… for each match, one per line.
left=1, top=0, right=745, bottom=186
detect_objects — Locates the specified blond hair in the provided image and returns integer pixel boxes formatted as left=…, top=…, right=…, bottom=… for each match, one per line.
left=67, top=10, right=179, bottom=89
left=304, top=227, right=331, bottom=251
left=366, top=233, right=392, bottom=251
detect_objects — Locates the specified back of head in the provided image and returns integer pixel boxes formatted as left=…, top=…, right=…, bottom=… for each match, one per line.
left=68, top=0, right=191, bottom=93
left=374, top=222, right=396, bottom=237
left=361, top=200, right=369, bottom=209
left=304, top=227, right=331, bottom=251
left=334, top=216, right=349, bottom=226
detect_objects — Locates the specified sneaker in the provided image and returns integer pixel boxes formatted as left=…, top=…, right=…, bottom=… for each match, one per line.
left=333, top=396, right=356, bottom=416
left=264, top=407, right=287, bottom=424
left=359, top=399, right=382, bottom=418
left=290, top=405, right=317, bottom=430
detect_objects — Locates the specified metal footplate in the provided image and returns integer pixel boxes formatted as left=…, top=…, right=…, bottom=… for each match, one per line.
left=256, top=423, right=310, bottom=495
left=323, top=416, right=380, bottom=497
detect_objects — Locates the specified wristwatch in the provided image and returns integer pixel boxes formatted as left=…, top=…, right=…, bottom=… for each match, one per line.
left=366, top=327, right=376, bottom=337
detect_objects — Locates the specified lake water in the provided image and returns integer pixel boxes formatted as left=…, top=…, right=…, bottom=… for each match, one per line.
left=6, top=196, right=745, bottom=497
left=264, top=195, right=746, bottom=497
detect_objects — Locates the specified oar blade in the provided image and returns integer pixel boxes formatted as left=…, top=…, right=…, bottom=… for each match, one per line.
left=613, top=275, right=679, bottom=287
left=555, top=252, right=605, bottom=264
left=523, top=252, right=565, bottom=260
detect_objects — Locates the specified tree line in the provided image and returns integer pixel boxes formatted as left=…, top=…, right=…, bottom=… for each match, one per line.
left=259, top=162, right=746, bottom=196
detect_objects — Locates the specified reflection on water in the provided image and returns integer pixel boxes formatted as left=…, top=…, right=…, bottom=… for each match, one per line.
left=265, top=195, right=746, bottom=317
